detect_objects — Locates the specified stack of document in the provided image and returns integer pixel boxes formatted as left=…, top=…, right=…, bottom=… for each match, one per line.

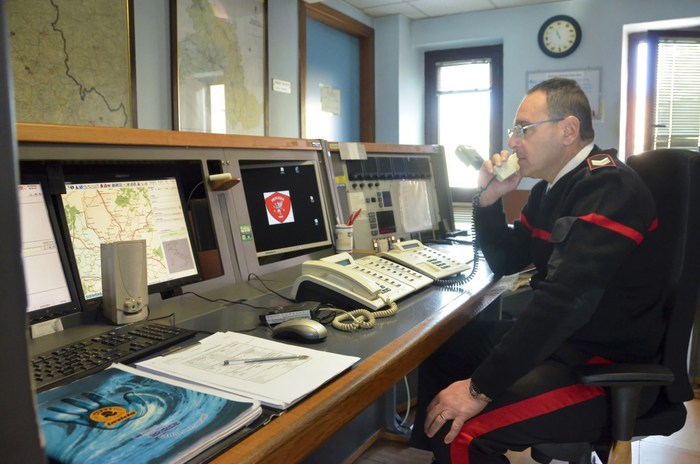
left=136, top=331, right=360, bottom=409
left=36, top=364, right=262, bottom=464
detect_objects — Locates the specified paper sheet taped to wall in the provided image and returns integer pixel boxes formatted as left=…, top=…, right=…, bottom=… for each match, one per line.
left=338, top=142, right=367, bottom=160
left=398, top=180, right=432, bottom=233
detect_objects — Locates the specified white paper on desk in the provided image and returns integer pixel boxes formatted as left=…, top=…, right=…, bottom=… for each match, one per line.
left=135, top=332, right=360, bottom=409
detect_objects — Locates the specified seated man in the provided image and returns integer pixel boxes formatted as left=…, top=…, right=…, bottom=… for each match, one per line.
left=410, top=77, right=666, bottom=464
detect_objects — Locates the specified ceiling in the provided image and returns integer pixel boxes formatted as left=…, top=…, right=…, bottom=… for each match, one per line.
left=330, top=0, right=569, bottom=20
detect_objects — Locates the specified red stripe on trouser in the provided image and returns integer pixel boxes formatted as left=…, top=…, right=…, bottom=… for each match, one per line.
left=450, top=383, right=606, bottom=464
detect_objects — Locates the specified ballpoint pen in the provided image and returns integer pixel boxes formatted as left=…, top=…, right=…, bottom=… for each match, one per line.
left=222, top=354, right=309, bottom=366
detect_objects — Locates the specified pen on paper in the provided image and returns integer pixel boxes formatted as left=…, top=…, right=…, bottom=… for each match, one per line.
left=222, top=355, right=310, bottom=366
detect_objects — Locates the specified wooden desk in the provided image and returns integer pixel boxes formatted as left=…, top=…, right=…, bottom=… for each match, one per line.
left=25, top=253, right=510, bottom=464
left=210, top=269, right=512, bottom=464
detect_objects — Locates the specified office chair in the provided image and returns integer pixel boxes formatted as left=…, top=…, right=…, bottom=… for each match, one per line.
left=531, top=148, right=700, bottom=464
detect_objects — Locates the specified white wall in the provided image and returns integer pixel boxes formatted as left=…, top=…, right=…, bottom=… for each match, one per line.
left=374, top=15, right=400, bottom=143
left=381, top=0, right=700, bottom=151
left=133, top=0, right=700, bottom=146
left=267, top=0, right=301, bottom=138
left=134, top=0, right=171, bottom=130
left=132, top=0, right=372, bottom=137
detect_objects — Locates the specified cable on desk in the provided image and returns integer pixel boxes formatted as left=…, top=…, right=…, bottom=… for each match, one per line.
left=144, top=312, right=216, bottom=337
left=432, top=191, right=487, bottom=289
left=180, top=290, right=270, bottom=310
left=328, top=297, right=398, bottom=332
left=148, top=312, right=176, bottom=325
left=247, top=273, right=296, bottom=303
left=329, top=308, right=375, bottom=331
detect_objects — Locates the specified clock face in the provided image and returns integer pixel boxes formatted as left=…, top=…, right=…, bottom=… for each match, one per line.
left=538, top=15, right=581, bottom=58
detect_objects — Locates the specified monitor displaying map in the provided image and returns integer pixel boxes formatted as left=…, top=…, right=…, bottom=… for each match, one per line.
left=60, top=177, right=200, bottom=302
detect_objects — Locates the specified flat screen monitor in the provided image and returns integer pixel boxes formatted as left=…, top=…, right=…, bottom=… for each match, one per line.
left=17, top=179, right=80, bottom=323
left=240, top=159, right=332, bottom=261
left=59, top=164, right=201, bottom=304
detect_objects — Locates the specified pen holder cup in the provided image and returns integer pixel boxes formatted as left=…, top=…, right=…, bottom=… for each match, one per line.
left=334, top=224, right=353, bottom=253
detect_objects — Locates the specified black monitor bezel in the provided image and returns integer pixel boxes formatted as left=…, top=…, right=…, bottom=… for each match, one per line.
left=18, top=164, right=82, bottom=324
left=239, top=158, right=334, bottom=263
left=54, top=160, right=204, bottom=309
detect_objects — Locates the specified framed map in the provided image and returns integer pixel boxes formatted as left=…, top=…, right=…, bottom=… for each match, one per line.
left=7, top=0, right=136, bottom=128
left=172, top=0, right=266, bottom=135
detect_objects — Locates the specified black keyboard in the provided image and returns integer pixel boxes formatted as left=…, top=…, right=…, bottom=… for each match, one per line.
left=31, top=322, right=198, bottom=392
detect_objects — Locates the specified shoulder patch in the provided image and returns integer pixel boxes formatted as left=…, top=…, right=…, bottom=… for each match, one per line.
left=587, top=153, right=617, bottom=172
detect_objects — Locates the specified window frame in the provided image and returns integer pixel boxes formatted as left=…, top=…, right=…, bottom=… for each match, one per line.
left=625, top=29, right=700, bottom=158
left=424, top=45, right=503, bottom=202
left=299, top=2, right=375, bottom=142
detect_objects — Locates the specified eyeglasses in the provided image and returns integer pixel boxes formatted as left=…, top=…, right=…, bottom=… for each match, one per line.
left=507, top=118, right=563, bottom=138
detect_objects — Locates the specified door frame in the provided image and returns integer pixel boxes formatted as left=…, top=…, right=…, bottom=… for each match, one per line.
left=299, top=2, right=375, bottom=142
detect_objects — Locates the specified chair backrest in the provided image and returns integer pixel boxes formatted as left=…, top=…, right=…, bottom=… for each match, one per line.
left=627, top=149, right=700, bottom=403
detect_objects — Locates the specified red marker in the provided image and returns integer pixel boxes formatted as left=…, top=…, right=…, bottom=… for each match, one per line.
left=347, top=208, right=362, bottom=226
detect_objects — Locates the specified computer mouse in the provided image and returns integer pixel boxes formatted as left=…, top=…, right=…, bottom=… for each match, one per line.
left=272, top=318, right=327, bottom=343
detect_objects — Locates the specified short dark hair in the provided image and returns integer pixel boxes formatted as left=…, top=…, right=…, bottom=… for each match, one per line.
left=528, top=77, right=594, bottom=141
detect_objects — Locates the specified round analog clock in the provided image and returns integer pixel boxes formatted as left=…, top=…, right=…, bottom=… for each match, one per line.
left=538, top=15, right=582, bottom=58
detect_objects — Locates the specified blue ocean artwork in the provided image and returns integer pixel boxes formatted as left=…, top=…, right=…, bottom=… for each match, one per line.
left=37, top=368, right=253, bottom=463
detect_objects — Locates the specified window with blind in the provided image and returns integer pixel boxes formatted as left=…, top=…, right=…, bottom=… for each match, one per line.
left=627, top=30, right=700, bottom=157
left=652, top=35, right=700, bottom=150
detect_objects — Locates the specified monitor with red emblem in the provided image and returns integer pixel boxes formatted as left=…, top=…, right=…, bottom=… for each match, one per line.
left=239, top=159, right=333, bottom=262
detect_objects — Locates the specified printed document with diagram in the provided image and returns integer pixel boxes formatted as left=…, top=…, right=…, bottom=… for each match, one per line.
left=136, top=331, right=360, bottom=409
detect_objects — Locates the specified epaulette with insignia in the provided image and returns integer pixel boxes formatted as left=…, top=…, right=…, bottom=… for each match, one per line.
left=587, top=153, right=617, bottom=172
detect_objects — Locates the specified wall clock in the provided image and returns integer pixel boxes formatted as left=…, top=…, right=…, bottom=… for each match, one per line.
left=538, top=15, right=582, bottom=58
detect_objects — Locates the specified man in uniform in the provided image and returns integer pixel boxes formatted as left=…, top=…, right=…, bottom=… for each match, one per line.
left=410, top=78, right=665, bottom=464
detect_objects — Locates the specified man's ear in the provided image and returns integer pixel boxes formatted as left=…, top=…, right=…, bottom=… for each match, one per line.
left=561, top=116, right=580, bottom=146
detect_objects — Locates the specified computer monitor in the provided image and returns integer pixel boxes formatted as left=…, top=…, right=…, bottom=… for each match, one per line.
left=17, top=176, right=81, bottom=323
left=58, top=161, right=202, bottom=305
left=239, top=159, right=333, bottom=264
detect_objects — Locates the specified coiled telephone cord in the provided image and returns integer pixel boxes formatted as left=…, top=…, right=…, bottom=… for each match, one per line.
left=330, top=297, right=398, bottom=332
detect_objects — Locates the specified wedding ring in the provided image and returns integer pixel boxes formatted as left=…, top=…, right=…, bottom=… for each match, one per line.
left=438, top=412, right=447, bottom=421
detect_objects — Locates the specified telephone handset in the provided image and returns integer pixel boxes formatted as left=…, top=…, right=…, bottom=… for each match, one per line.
left=380, top=239, right=471, bottom=281
left=455, top=144, right=519, bottom=181
left=450, top=145, right=519, bottom=283
left=291, top=252, right=429, bottom=311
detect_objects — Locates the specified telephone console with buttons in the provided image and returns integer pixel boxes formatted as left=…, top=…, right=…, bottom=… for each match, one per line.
left=380, top=240, right=471, bottom=281
left=291, top=252, right=432, bottom=311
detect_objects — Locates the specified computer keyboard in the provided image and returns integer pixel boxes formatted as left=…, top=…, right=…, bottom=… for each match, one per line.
left=31, top=322, right=198, bottom=392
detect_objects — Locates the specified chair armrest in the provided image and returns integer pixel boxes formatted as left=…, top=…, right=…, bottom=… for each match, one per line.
left=574, top=364, right=674, bottom=387
left=573, top=364, right=674, bottom=441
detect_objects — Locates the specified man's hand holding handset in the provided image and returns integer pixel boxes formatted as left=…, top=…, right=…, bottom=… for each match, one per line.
left=476, top=150, right=522, bottom=207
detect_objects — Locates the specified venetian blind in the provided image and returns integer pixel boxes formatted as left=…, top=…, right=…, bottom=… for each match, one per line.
left=653, top=37, right=700, bottom=151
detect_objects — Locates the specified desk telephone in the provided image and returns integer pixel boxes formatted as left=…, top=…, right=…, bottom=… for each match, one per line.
left=292, top=146, right=507, bottom=313
left=379, top=240, right=471, bottom=280
left=291, top=240, right=469, bottom=310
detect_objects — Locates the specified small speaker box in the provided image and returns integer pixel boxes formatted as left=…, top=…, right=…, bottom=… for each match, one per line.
left=101, top=240, right=148, bottom=325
